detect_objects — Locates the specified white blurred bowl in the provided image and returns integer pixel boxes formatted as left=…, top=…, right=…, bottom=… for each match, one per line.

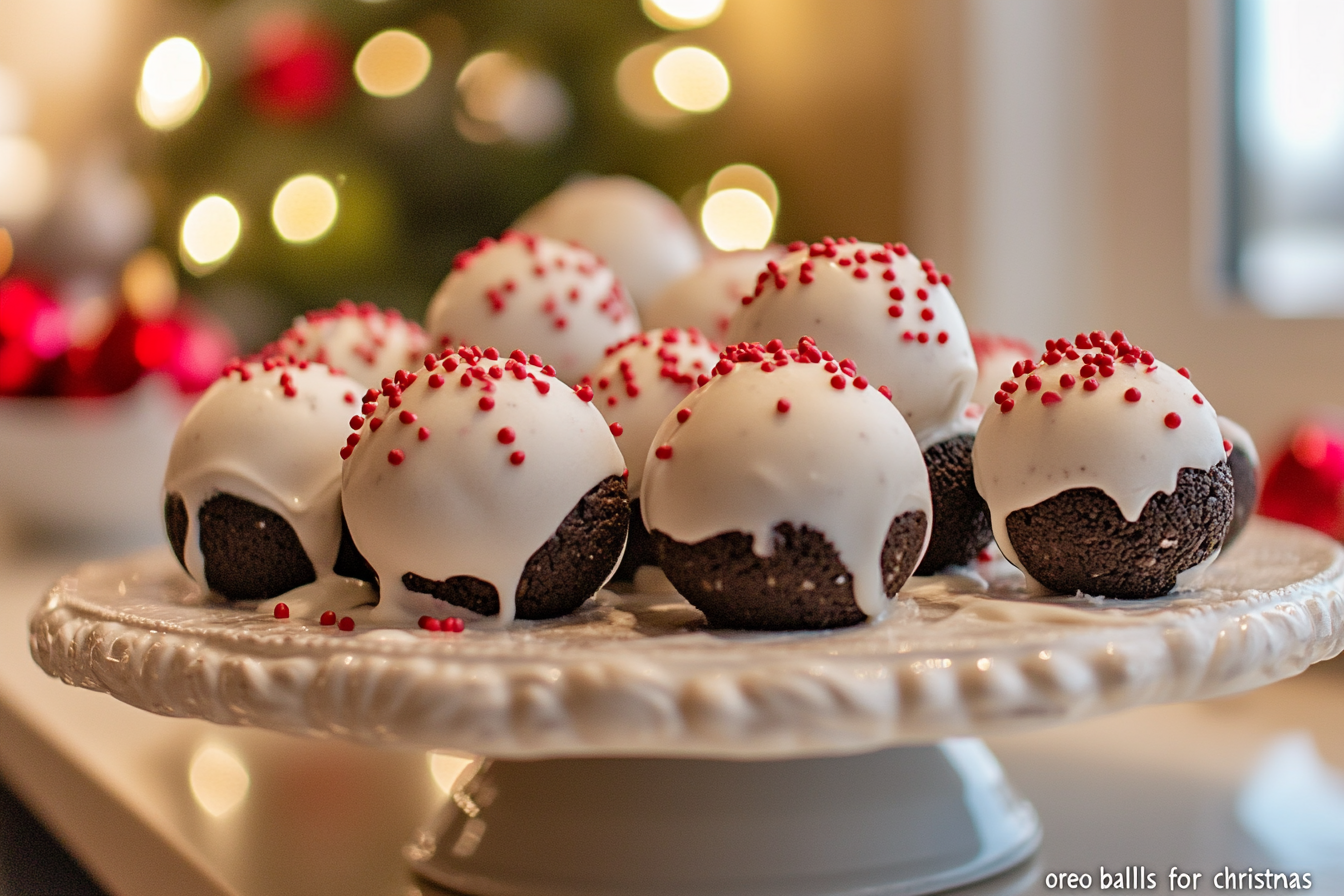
left=0, top=376, right=189, bottom=546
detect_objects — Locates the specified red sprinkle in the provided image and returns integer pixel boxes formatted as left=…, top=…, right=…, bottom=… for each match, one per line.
left=442, top=617, right=465, bottom=633
left=349, top=415, right=364, bottom=430
left=853, top=375, right=869, bottom=389
left=655, top=444, right=674, bottom=459
left=498, top=427, right=516, bottom=444
left=1025, top=375, right=1042, bottom=392
left=1224, top=439, right=1233, bottom=454
left=1178, top=367, right=1191, bottom=378
left=777, top=398, right=791, bottom=413
left=576, top=384, right=594, bottom=402
left=418, top=426, right=431, bottom=441
left=1125, top=388, right=1142, bottom=402
left=510, top=450, right=526, bottom=465
left=921, top=308, right=935, bottom=322
left=273, top=603, right=290, bottom=619
left=419, top=616, right=441, bottom=631
left=1165, top=412, right=1182, bottom=429
left=428, top=374, right=445, bottom=388
left=338, top=616, right=354, bottom=632
left=1041, top=391, right=1062, bottom=405
left=1193, top=394, right=1204, bottom=404
left=399, top=410, right=417, bottom=424
left=888, top=305, right=903, bottom=318
left=1083, top=378, right=1099, bottom=391
left=1000, top=398, right=1015, bottom=413
left=831, top=374, right=846, bottom=390
left=320, top=611, right=336, bottom=626
left=1059, top=374, right=1076, bottom=388
left=388, top=449, right=405, bottom=465
left=479, top=396, right=495, bottom=410
left=677, top=408, right=692, bottom=423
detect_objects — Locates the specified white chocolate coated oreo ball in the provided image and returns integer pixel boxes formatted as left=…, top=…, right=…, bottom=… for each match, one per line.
left=641, top=338, right=932, bottom=620
left=425, top=232, right=640, bottom=385
left=341, top=346, right=626, bottom=625
left=727, top=238, right=977, bottom=447
left=263, top=300, right=428, bottom=390
left=642, top=249, right=781, bottom=342
left=972, top=331, right=1229, bottom=576
left=163, top=359, right=365, bottom=590
left=513, top=176, right=703, bottom=311
left=582, top=327, right=720, bottom=495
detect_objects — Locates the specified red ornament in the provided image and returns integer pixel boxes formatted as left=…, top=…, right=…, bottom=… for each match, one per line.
left=245, top=12, right=348, bottom=123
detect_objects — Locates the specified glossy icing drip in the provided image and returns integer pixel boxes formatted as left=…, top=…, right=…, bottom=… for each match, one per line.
left=640, top=339, right=932, bottom=618
left=162, top=359, right=366, bottom=589
left=341, top=346, right=626, bottom=625
left=727, top=238, right=977, bottom=444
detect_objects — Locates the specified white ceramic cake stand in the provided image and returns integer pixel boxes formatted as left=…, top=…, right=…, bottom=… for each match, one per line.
left=28, top=518, right=1344, bottom=896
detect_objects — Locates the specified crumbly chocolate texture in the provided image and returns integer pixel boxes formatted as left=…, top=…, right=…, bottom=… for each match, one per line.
left=1005, top=462, right=1233, bottom=599
left=403, top=475, right=630, bottom=620
left=612, top=497, right=657, bottom=581
left=196, top=493, right=317, bottom=601
left=1225, top=446, right=1258, bottom=548
left=916, top=433, right=992, bottom=573
left=651, top=511, right=929, bottom=631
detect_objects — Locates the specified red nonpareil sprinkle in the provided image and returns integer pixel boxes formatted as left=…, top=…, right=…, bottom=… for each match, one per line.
left=442, top=617, right=465, bottom=633
left=889, top=287, right=904, bottom=301
left=888, top=305, right=904, bottom=318
left=320, top=611, right=336, bottom=626
left=479, top=396, right=495, bottom=410
left=338, top=616, right=355, bottom=632
left=1000, top=398, right=1015, bottom=413
left=534, top=379, right=551, bottom=395
left=1079, top=364, right=1097, bottom=378
left=765, top=338, right=783, bottom=351
left=777, top=398, right=791, bottom=413
left=853, top=267, right=868, bottom=280
left=894, top=243, right=908, bottom=256
left=1193, top=394, right=1204, bottom=404
left=349, top=416, right=364, bottom=430
left=1165, top=412, right=1182, bottom=429
left=388, top=449, right=405, bottom=465
left=655, top=444, right=674, bottom=459
left=1224, top=439, right=1233, bottom=453
left=1025, top=375, right=1042, bottom=392
left=1012, top=361, right=1024, bottom=377
left=877, top=385, right=892, bottom=399
left=831, top=374, right=846, bottom=390
left=399, top=410, right=417, bottom=424
left=370, top=417, right=384, bottom=431
left=419, top=616, right=442, bottom=631
left=510, top=450, right=526, bottom=465
left=921, top=308, right=935, bottom=321
left=340, top=446, right=353, bottom=460
left=937, top=331, right=949, bottom=344
left=362, top=402, right=378, bottom=415
left=1060, top=373, right=1076, bottom=388
left=498, top=427, right=516, bottom=444
left=1125, top=387, right=1142, bottom=402
left=609, top=422, right=623, bottom=436
left=1041, top=391, right=1062, bottom=405
left=715, top=359, right=735, bottom=375
left=274, top=603, right=290, bottom=619
left=1083, top=378, right=1099, bottom=391
left=575, top=384, right=594, bottom=402
left=1178, top=367, right=1191, bottom=378
left=418, top=426, right=431, bottom=441
left=916, top=288, right=929, bottom=301
left=428, top=374, right=445, bottom=389
left=677, top=408, right=692, bottom=423
left=1001, top=381, right=1019, bottom=393
left=344, top=392, right=355, bottom=404
left=940, top=273, right=952, bottom=285
left=917, top=332, right=929, bottom=343
left=853, top=375, right=869, bottom=389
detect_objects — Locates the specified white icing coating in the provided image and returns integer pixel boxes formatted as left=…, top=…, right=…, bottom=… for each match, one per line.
left=972, top=333, right=1229, bottom=575
left=425, top=232, right=641, bottom=385
left=970, top=332, right=1035, bottom=411
left=162, top=359, right=366, bottom=590
left=340, top=347, right=626, bottom=625
left=727, top=239, right=978, bottom=443
left=263, top=300, right=429, bottom=389
left=1219, top=415, right=1260, bottom=469
left=512, top=175, right=703, bottom=310
left=582, top=328, right=721, bottom=494
left=642, top=249, right=781, bottom=341
left=640, top=340, right=932, bottom=618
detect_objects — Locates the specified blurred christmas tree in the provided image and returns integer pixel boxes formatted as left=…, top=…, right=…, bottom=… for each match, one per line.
left=132, top=0, right=734, bottom=348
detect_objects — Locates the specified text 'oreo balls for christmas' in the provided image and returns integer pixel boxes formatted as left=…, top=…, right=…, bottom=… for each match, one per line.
left=163, top=359, right=374, bottom=601
left=582, top=327, right=721, bottom=578
left=973, top=331, right=1233, bottom=599
left=641, top=338, right=932, bottom=630
left=728, top=237, right=987, bottom=572
left=341, top=346, right=629, bottom=625
left=262, top=300, right=428, bottom=389
left=425, top=231, right=640, bottom=385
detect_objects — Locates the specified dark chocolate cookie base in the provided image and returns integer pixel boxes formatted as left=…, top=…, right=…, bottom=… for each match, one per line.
left=612, top=497, right=657, bottom=581
left=651, top=511, right=929, bottom=631
left=196, top=493, right=317, bottom=601
left=403, top=475, right=630, bottom=620
left=916, top=433, right=992, bottom=574
left=1005, top=462, right=1233, bottom=599
left=1225, top=446, right=1258, bottom=548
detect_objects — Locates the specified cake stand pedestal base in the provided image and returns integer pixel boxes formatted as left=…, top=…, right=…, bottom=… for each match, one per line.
left=406, top=739, right=1041, bottom=896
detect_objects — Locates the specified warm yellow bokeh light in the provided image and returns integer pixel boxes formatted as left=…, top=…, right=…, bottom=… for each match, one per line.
left=188, top=745, right=250, bottom=818
left=653, top=46, right=729, bottom=113
left=271, top=174, right=339, bottom=245
left=138, top=37, right=207, bottom=131
left=707, top=163, right=778, bottom=215
left=180, top=195, right=241, bottom=270
left=428, top=752, right=475, bottom=795
left=354, top=29, right=432, bottom=98
left=642, top=0, right=726, bottom=30
left=701, top=188, right=773, bottom=251
left=121, top=248, right=178, bottom=320
left=0, top=136, right=52, bottom=223
left=615, top=43, right=687, bottom=128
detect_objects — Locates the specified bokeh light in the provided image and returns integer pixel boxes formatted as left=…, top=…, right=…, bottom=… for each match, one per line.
left=354, top=29, right=432, bottom=98
left=188, top=745, right=250, bottom=818
left=180, top=195, right=242, bottom=271
left=0, top=67, right=29, bottom=135
left=271, top=174, right=339, bottom=244
left=642, top=0, right=726, bottom=30
left=137, top=37, right=208, bottom=131
left=121, top=248, right=178, bottom=320
left=455, top=51, right=572, bottom=144
left=0, top=136, right=53, bottom=223
left=653, top=46, right=729, bottom=113
left=707, top=163, right=778, bottom=215
left=616, top=43, right=687, bottom=128
left=701, top=188, right=773, bottom=251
